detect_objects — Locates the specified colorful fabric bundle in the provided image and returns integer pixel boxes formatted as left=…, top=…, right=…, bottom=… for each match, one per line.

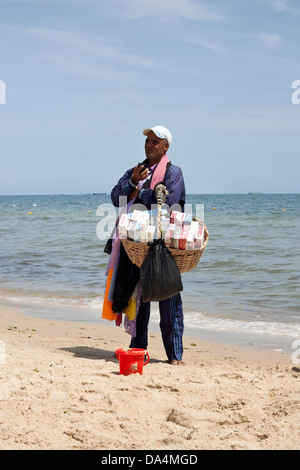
left=102, top=155, right=170, bottom=337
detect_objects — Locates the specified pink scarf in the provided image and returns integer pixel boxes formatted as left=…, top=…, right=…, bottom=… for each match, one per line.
left=149, top=154, right=170, bottom=190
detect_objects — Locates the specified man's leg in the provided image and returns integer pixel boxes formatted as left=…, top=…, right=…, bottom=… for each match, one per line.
left=159, top=293, right=184, bottom=364
left=129, top=301, right=151, bottom=350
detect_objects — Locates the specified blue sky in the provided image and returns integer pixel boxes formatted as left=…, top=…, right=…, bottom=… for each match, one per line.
left=0, top=0, right=300, bottom=194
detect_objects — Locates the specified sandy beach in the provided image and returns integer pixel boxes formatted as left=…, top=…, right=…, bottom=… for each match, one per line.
left=0, top=305, right=299, bottom=450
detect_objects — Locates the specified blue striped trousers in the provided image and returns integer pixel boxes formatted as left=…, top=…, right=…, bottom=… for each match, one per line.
left=129, top=293, right=184, bottom=363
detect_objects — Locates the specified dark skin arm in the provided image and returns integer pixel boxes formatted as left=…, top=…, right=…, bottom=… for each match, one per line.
left=129, top=165, right=149, bottom=200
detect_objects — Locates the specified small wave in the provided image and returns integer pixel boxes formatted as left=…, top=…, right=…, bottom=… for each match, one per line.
left=183, top=311, right=300, bottom=338
left=1, top=291, right=299, bottom=341
left=0, top=291, right=103, bottom=312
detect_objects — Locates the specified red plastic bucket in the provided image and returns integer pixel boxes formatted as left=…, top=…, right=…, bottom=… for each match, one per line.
left=115, top=348, right=150, bottom=376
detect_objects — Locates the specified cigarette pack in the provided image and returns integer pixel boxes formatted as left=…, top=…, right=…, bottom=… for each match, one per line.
left=164, top=223, right=175, bottom=248
left=194, top=225, right=205, bottom=248
left=139, top=211, right=150, bottom=224
left=127, top=220, right=137, bottom=240
left=170, top=210, right=178, bottom=224
left=179, top=226, right=190, bottom=250
left=146, top=225, right=156, bottom=243
left=161, top=216, right=170, bottom=238
left=118, top=213, right=130, bottom=239
left=131, top=210, right=142, bottom=221
left=183, top=213, right=193, bottom=225
left=161, top=216, right=170, bottom=229
left=139, top=212, right=149, bottom=241
left=187, top=220, right=199, bottom=242
left=177, top=212, right=185, bottom=225
left=140, top=226, right=149, bottom=243
left=170, top=211, right=184, bottom=226
left=171, top=226, right=181, bottom=249
left=133, top=221, right=141, bottom=242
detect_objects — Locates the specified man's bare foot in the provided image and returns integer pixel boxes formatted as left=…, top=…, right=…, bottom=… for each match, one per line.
left=170, top=360, right=186, bottom=366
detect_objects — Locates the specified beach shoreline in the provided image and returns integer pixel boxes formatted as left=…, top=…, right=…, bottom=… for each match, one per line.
left=0, top=292, right=296, bottom=354
left=0, top=304, right=299, bottom=450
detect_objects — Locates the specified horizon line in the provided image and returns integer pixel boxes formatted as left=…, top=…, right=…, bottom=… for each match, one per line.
left=0, top=192, right=299, bottom=196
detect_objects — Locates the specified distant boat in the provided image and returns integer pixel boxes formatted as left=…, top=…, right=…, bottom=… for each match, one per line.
left=92, top=192, right=106, bottom=195
left=248, top=192, right=263, bottom=195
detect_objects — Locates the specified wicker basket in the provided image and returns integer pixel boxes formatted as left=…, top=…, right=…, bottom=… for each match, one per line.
left=121, top=217, right=209, bottom=273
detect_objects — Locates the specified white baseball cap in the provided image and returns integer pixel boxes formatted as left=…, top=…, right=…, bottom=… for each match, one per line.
left=143, top=125, right=172, bottom=145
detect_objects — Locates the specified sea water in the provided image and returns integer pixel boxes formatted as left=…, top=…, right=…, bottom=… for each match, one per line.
left=0, top=193, right=299, bottom=350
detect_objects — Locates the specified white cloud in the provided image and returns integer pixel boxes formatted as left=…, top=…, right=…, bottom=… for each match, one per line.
left=27, top=27, right=159, bottom=69
left=36, top=51, right=138, bottom=81
left=260, top=33, right=283, bottom=48
left=270, top=0, right=288, bottom=12
left=185, top=36, right=226, bottom=54
left=106, top=0, right=223, bottom=22
left=0, top=23, right=161, bottom=81
left=269, top=0, right=300, bottom=15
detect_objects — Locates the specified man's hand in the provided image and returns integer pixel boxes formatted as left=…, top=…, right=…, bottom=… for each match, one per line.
left=131, top=165, right=148, bottom=185
left=129, top=188, right=139, bottom=201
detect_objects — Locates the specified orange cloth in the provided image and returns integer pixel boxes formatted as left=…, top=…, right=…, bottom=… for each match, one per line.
left=102, top=268, right=118, bottom=321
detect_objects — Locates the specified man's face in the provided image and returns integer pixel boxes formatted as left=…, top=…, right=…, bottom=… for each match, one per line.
left=144, top=131, right=169, bottom=163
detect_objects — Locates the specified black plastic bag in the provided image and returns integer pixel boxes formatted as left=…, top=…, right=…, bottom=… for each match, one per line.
left=140, top=239, right=183, bottom=302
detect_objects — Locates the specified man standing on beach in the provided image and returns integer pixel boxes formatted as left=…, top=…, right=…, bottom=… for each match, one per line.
left=106, top=125, right=186, bottom=365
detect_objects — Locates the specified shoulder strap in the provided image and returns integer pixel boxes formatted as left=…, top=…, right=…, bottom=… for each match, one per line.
left=163, top=161, right=172, bottom=182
